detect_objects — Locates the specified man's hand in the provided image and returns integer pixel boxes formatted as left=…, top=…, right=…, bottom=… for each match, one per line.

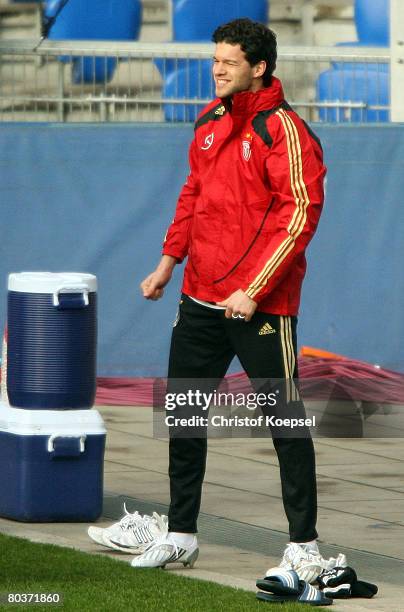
left=140, top=255, right=177, bottom=301
left=217, top=290, right=257, bottom=322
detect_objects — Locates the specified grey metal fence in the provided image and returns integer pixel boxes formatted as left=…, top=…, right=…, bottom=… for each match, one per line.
left=0, top=40, right=390, bottom=123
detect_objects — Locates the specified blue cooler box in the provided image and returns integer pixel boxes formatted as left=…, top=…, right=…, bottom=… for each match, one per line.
left=7, top=272, right=97, bottom=410
left=0, top=403, right=106, bottom=521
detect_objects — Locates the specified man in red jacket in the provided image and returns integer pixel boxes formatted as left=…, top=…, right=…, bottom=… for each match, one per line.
left=135, top=18, right=326, bottom=573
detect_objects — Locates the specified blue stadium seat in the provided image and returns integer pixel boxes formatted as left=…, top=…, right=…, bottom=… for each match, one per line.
left=46, top=0, right=142, bottom=83
left=354, top=0, right=389, bottom=46
left=160, top=1, right=268, bottom=120
left=163, top=59, right=214, bottom=122
left=316, top=67, right=390, bottom=123
left=154, top=58, right=181, bottom=78
left=172, top=0, right=268, bottom=42
left=155, top=0, right=268, bottom=80
left=71, top=57, right=117, bottom=84
left=332, top=42, right=388, bottom=72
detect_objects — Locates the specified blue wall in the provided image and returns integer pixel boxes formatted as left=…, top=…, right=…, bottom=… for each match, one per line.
left=0, top=124, right=403, bottom=375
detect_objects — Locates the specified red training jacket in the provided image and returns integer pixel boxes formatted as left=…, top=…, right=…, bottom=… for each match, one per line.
left=162, top=77, right=326, bottom=315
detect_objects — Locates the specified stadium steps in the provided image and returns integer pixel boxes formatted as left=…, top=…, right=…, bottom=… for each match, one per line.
left=0, top=2, right=41, bottom=41
left=0, top=0, right=356, bottom=122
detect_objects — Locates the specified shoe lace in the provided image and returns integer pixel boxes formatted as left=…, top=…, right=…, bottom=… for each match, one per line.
left=283, top=543, right=332, bottom=573
left=144, top=533, right=178, bottom=557
left=282, top=543, right=318, bottom=567
left=149, top=512, right=168, bottom=533
left=281, top=543, right=301, bottom=565
left=118, top=504, right=144, bottom=530
left=134, top=511, right=167, bottom=533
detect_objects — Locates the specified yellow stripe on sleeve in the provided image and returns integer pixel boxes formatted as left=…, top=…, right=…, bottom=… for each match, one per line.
left=246, top=109, right=311, bottom=299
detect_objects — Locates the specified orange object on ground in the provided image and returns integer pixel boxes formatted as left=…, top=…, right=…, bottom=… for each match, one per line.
left=299, top=346, right=347, bottom=360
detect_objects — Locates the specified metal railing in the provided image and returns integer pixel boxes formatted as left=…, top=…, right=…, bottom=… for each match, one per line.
left=0, top=40, right=391, bottom=123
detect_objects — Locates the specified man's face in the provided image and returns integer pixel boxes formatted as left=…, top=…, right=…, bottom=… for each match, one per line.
left=213, top=42, right=264, bottom=98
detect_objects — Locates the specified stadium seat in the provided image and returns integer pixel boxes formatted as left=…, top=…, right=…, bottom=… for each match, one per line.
left=163, top=59, right=214, bottom=122
left=332, top=42, right=389, bottom=72
left=354, top=0, right=389, bottom=46
left=154, top=58, right=180, bottom=78
left=172, top=0, right=268, bottom=42
left=71, top=56, right=117, bottom=84
left=316, top=67, right=390, bottom=123
left=155, top=0, right=268, bottom=80
left=160, top=1, right=268, bottom=121
left=46, top=0, right=142, bottom=83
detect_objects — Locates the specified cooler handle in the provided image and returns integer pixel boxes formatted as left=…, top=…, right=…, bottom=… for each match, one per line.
left=53, top=284, right=89, bottom=307
left=47, top=434, right=86, bottom=453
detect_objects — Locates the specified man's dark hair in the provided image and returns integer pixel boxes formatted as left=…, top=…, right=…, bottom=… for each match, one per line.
left=212, top=18, right=277, bottom=87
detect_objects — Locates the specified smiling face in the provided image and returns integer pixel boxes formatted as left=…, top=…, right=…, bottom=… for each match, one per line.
left=213, top=42, right=266, bottom=98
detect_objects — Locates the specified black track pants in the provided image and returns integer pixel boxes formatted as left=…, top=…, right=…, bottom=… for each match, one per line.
left=167, top=295, right=318, bottom=542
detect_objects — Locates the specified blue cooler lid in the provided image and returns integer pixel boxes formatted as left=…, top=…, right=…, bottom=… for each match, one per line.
left=8, top=272, right=97, bottom=306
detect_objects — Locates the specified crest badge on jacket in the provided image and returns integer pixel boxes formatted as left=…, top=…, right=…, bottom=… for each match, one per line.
left=242, top=132, right=253, bottom=161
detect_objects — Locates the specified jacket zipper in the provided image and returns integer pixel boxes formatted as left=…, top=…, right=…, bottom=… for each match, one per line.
left=213, top=198, right=274, bottom=284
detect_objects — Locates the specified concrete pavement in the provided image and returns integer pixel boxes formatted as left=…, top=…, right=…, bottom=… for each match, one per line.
left=1, top=403, right=404, bottom=611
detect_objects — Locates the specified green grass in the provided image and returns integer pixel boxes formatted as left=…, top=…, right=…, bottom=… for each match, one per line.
left=0, top=533, right=326, bottom=611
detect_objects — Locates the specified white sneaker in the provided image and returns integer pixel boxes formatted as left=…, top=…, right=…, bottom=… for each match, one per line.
left=267, top=543, right=325, bottom=584
left=131, top=533, right=199, bottom=569
left=88, top=505, right=168, bottom=554
left=103, top=511, right=168, bottom=554
left=299, top=545, right=348, bottom=573
left=88, top=504, right=143, bottom=548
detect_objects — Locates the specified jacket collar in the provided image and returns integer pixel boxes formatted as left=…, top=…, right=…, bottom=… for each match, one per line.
left=226, top=77, right=285, bottom=118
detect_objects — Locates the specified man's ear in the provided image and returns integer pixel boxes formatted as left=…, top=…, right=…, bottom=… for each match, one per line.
left=253, top=60, right=266, bottom=79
